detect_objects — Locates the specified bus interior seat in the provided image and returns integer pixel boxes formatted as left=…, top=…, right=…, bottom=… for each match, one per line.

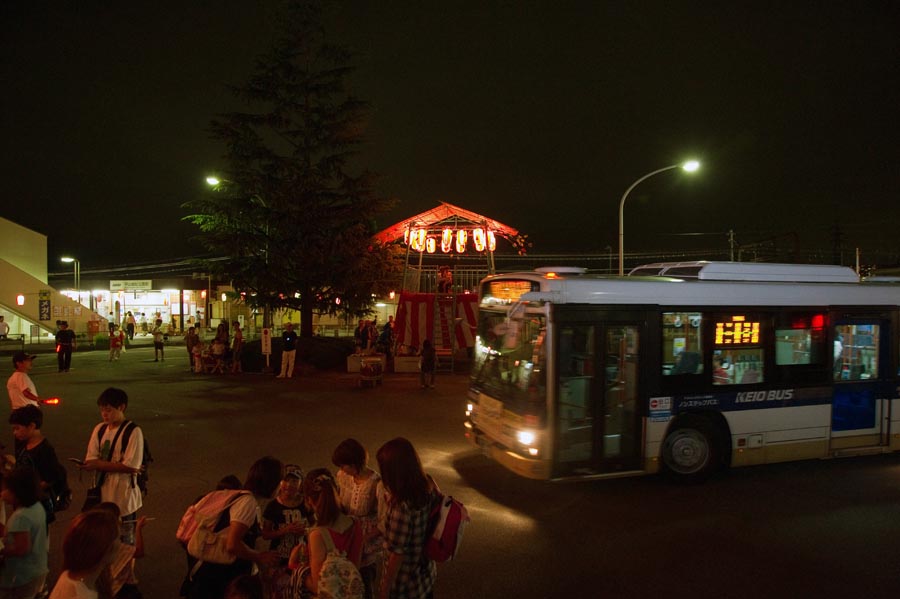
left=671, top=351, right=701, bottom=375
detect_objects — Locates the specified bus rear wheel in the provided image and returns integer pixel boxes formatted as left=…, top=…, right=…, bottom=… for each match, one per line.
left=661, top=416, right=722, bottom=482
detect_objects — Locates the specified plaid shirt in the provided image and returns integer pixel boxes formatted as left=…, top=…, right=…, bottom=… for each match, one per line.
left=383, top=492, right=438, bottom=598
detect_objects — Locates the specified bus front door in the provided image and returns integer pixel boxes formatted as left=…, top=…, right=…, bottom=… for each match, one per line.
left=830, top=320, right=891, bottom=449
left=556, top=323, right=642, bottom=476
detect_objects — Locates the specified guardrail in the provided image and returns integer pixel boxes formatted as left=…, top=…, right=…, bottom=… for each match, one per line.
left=0, top=334, right=26, bottom=354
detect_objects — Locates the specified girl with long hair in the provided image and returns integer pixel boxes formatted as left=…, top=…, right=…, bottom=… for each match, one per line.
left=300, top=469, right=363, bottom=596
left=376, top=438, right=438, bottom=599
left=49, top=509, right=120, bottom=599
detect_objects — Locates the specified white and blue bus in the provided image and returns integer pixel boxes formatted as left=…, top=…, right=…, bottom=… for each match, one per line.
left=465, top=261, right=900, bottom=481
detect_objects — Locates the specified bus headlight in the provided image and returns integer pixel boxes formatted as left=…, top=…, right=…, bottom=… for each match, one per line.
left=516, top=430, right=536, bottom=446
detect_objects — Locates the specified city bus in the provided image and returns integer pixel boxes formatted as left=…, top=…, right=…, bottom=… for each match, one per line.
left=464, top=261, right=900, bottom=481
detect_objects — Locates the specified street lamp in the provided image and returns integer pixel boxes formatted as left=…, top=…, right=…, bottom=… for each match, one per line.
left=618, top=160, right=700, bottom=276
left=60, top=256, right=80, bottom=291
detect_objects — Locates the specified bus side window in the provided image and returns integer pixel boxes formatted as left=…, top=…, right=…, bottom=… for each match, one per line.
left=775, top=313, right=826, bottom=367
left=834, top=324, right=880, bottom=381
left=662, top=312, right=703, bottom=376
left=713, top=349, right=764, bottom=385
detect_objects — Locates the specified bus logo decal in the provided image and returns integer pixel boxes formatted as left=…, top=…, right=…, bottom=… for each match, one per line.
left=735, top=389, right=794, bottom=403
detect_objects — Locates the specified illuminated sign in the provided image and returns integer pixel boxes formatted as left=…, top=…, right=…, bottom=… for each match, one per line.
left=482, top=280, right=538, bottom=303
left=110, top=280, right=153, bottom=291
left=715, top=315, right=760, bottom=345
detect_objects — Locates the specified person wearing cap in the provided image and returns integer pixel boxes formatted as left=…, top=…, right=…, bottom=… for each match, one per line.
left=6, top=352, right=45, bottom=410
left=54, top=321, right=76, bottom=373
left=261, top=465, right=312, bottom=596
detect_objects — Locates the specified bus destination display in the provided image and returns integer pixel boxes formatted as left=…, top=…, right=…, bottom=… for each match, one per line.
left=715, top=315, right=760, bottom=345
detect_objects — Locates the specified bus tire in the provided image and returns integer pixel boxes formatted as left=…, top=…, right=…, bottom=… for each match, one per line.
left=661, top=416, right=722, bottom=483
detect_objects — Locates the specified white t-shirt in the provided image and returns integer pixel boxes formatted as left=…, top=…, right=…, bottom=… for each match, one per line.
left=6, top=371, right=38, bottom=409
left=85, top=421, right=144, bottom=516
left=49, top=572, right=97, bottom=599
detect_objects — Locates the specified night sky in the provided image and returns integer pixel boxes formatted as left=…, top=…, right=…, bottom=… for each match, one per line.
left=3, top=1, right=899, bottom=270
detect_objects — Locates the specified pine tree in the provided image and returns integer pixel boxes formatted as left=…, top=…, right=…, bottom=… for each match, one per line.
left=184, top=0, right=400, bottom=336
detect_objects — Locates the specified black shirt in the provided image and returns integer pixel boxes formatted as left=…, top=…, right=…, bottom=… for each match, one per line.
left=282, top=330, right=298, bottom=351
left=55, top=329, right=76, bottom=346
left=16, top=438, right=63, bottom=492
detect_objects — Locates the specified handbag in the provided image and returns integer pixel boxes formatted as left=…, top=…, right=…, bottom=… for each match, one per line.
left=81, top=486, right=102, bottom=511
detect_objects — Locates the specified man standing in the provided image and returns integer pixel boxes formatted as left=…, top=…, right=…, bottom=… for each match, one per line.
left=277, top=323, right=298, bottom=379
left=0, top=315, right=9, bottom=339
left=81, top=387, right=143, bottom=544
left=125, top=312, right=136, bottom=340
left=6, top=352, right=48, bottom=410
left=55, top=321, right=76, bottom=373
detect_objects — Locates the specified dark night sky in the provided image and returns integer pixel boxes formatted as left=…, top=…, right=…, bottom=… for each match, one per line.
left=3, top=1, right=899, bottom=270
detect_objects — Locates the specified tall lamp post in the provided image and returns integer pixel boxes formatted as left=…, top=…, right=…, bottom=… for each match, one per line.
left=618, top=160, right=700, bottom=276
left=60, top=256, right=80, bottom=292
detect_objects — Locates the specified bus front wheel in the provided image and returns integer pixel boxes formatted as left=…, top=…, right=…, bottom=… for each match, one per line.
left=661, top=417, right=722, bottom=482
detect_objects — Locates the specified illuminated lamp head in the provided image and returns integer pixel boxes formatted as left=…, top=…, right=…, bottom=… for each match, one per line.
left=487, top=230, right=496, bottom=251
left=426, top=237, right=436, bottom=253
left=456, top=229, right=468, bottom=253
left=473, top=228, right=486, bottom=252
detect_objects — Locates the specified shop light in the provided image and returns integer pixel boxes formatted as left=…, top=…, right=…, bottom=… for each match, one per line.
left=487, top=230, right=496, bottom=251
left=221, top=293, right=227, bottom=302
left=16, top=294, right=25, bottom=306
left=426, top=237, right=436, bottom=253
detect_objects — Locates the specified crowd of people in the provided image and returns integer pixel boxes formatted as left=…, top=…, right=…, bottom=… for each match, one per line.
left=4, top=348, right=444, bottom=599
left=186, top=321, right=245, bottom=375
left=179, top=437, right=440, bottom=599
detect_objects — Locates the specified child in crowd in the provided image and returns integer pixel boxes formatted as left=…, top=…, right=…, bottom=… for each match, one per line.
left=262, top=466, right=313, bottom=599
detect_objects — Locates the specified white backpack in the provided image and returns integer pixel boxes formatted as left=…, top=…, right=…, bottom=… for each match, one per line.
left=315, top=522, right=364, bottom=599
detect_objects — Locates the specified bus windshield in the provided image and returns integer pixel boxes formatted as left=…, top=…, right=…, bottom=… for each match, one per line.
left=472, top=310, right=546, bottom=417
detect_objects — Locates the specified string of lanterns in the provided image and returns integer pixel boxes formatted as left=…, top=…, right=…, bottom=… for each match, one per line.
left=404, top=227, right=497, bottom=253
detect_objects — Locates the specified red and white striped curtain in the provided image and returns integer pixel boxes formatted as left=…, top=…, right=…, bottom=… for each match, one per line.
left=394, top=292, right=478, bottom=350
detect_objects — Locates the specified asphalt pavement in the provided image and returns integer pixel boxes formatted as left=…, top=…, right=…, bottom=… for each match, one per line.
left=7, top=344, right=900, bottom=598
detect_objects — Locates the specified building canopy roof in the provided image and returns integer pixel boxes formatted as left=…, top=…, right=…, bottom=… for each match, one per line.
left=373, top=201, right=519, bottom=244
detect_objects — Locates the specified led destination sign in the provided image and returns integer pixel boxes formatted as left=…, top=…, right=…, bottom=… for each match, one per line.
left=715, top=315, right=760, bottom=345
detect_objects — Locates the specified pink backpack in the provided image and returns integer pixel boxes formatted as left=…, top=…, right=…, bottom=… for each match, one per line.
left=176, top=489, right=250, bottom=546
left=425, top=493, right=470, bottom=562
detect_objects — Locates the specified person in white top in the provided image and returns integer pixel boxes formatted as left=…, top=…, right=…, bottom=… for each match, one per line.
left=80, top=388, right=143, bottom=545
left=0, top=315, right=10, bottom=339
left=6, top=352, right=48, bottom=410
left=49, top=509, right=120, bottom=599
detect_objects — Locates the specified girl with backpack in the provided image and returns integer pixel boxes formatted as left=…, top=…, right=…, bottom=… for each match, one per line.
left=299, top=469, right=364, bottom=598
left=375, top=438, right=439, bottom=599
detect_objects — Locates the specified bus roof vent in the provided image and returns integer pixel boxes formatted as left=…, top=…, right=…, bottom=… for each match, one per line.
left=629, top=261, right=859, bottom=283
left=534, top=266, right=587, bottom=276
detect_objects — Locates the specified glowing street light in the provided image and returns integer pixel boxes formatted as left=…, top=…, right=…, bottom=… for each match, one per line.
left=618, top=160, right=701, bottom=276
left=205, top=176, right=221, bottom=186
left=60, top=256, right=80, bottom=291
